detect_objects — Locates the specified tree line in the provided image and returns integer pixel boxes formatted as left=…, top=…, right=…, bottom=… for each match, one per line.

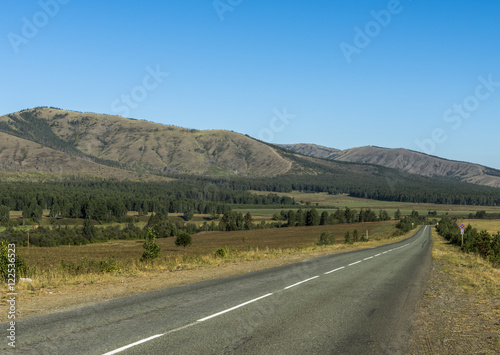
left=436, top=217, right=500, bottom=264
left=0, top=178, right=295, bottom=224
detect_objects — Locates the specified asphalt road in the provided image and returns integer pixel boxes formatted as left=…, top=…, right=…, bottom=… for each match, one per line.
left=3, top=226, right=432, bottom=354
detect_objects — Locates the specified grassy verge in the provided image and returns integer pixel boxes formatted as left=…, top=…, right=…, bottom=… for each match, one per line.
left=409, top=228, right=500, bottom=354
left=1, top=221, right=418, bottom=321
left=457, top=219, right=500, bottom=235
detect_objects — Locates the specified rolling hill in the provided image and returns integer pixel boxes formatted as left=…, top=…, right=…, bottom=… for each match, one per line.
left=0, top=107, right=292, bottom=178
left=1, top=107, right=500, bottom=206
left=281, top=144, right=500, bottom=188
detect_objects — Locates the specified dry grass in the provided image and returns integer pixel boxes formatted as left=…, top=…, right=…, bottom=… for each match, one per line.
left=457, top=219, right=500, bottom=235
left=1, top=221, right=414, bottom=321
left=17, top=221, right=395, bottom=272
left=409, top=229, right=500, bottom=354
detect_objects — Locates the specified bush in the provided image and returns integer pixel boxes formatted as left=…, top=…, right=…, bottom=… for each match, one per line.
left=140, top=228, right=161, bottom=262
left=317, top=232, right=335, bottom=246
left=214, top=246, right=229, bottom=258
left=175, top=232, right=192, bottom=248
left=0, top=241, right=30, bottom=282
left=344, top=231, right=353, bottom=244
left=436, top=218, right=500, bottom=264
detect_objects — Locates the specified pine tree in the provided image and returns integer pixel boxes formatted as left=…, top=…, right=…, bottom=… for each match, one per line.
left=141, top=228, right=161, bottom=261
left=345, top=231, right=352, bottom=244
left=0, top=205, right=10, bottom=224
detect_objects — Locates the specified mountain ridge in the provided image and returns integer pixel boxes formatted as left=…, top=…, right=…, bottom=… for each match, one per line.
left=280, top=143, right=500, bottom=188
left=0, top=107, right=499, bottom=191
left=0, top=107, right=293, bottom=178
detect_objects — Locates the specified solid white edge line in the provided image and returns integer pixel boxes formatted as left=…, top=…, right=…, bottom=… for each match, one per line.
left=197, top=293, right=274, bottom=322
left=348, top=260, right=362, bottom=266
left=324, top=266, right=345, bottom=275
left=103, top=334, right=164, bottom=355
left=284, top=276, right=320, bottom=290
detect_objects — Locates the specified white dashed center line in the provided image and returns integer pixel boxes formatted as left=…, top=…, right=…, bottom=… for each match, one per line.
left=324, top=266, right=345, bottom=275
left=103, top=228, right=427, bottom=355
left=284, top=276, right=320, bottom=290
left=348, top=260, right=362, bottom=266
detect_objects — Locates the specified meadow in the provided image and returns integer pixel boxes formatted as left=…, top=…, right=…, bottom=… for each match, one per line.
left=19, top=221, right=395, bottom=272
left=457, top=219, right=500, bottom=235
left=238, top=191, right=500, bottom=218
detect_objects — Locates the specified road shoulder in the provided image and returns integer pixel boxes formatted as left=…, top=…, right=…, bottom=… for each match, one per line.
left=409, top=229, right=500, bottom=354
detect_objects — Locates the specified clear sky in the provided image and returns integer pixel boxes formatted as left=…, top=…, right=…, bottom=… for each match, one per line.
left=1, top=0, right=499, bottom=169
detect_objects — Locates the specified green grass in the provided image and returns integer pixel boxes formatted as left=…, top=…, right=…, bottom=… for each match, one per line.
left=247, top=191, right=500, bottom=217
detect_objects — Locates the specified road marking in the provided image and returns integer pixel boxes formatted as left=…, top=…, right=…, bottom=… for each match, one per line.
left=103, top=334, right=164, bottom=355
left=284, top=276, right=320, bottom=290
left=103, top=229, right=429, bottom=354
left=324, top=266, right=345, bottom=275
left=197, top=293, right=274, bottom=322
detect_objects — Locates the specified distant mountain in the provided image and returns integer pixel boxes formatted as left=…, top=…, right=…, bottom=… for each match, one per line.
left=1, top=107, right=500, bottom=205
left=280, top=144, right=500, bottom=188
left=2, top=107, right=499, bottom=192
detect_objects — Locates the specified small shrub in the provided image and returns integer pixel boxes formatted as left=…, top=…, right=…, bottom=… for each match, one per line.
left=0, top=241, right=30, bottom=282
left=353, top=229, right=359, bottom=243
left=345, top=231, right=353, bottom=244
left=214, top=246, right=229, bottom=258
left=141, top=228, right=161, bottom=262
left=317, top=232, right=335, bottom=246
left=175, top=232, right=192, bottom=248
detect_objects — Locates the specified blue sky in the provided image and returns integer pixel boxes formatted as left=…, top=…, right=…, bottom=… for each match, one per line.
left=1, top=0, right=499, bottom=169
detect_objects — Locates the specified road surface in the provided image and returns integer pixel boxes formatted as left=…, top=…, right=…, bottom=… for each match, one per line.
left=2, top=226, right=432, bottom=354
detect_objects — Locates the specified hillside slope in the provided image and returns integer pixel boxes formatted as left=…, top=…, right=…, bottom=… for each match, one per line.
left=281, top=144, right=500, bottom=188
left=0, top=107, right=291, bottom=177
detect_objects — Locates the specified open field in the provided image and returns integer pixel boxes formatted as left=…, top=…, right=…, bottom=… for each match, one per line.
left=457, top=219, right=500, bottom=235
left=247, top=191, right=500, bottom=217
left=18, top=221, right=394, bottom=272
left=2, top=221, right=411, bottom=321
